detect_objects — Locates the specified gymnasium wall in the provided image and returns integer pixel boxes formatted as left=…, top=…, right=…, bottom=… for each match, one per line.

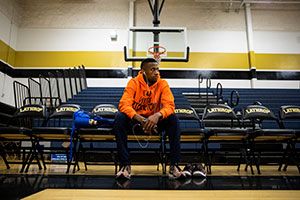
left=0, top=0, right=19, bottom=106
left=1, top=1, right=298, bottom=70
left=0, top=0, right=300, bottom=105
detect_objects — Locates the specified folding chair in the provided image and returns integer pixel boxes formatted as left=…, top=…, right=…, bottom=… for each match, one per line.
left=242, top=104, right=296, bottom=174
left=31, top=104, right=81, bottom=173
left=0, top=104, right=46, bottom=172
left=76, top=104, right=117, bottom=172
left=202, top=104, right=248, bottom=174
left=174, top=106, right=206, bottom=171
left=278, top=105, right=300, bottom=173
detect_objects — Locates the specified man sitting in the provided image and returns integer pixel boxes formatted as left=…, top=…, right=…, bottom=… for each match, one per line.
left=114, top=58, right=186, bottom=180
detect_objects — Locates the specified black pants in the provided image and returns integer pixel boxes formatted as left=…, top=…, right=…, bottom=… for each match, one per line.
left=114, top=112, right=182, bottom=166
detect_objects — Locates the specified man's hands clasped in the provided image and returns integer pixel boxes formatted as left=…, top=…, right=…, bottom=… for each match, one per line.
left=133, top=112, right=162, bottom=135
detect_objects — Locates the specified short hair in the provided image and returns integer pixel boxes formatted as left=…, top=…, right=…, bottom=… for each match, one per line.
left=140, top=58, right=158, bottom=69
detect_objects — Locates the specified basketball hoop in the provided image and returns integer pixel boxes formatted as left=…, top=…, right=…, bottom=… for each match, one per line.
left=148, top=46, right=166, bottom=64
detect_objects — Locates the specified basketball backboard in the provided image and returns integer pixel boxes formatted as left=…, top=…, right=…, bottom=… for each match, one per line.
left=124, top=27, right=189, bottom=62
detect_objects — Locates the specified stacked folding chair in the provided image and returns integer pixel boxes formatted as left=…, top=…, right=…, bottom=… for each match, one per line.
left=242, top=104, right=296, bottom=174
left=76, top=104, right=117, bottom=172
left=30, top=104, right=81, bottom=173
left=174, top=106, right=206, bottom=172
left=277, top=105, right=300, bottom=173
left=0, top=104, right=46, bottom=172
left=202, top=104, right=248, bottom=174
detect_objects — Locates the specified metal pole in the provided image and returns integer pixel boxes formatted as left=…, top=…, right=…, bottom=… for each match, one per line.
left=245, top=3, right=257, bottom=88
left=153, top=0, right=160, bottom=53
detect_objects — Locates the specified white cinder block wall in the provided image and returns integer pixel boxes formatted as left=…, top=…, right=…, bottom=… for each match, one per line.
left=0, top=0, right=300, bottom=106
left=0, top=0, right=19, bottom=105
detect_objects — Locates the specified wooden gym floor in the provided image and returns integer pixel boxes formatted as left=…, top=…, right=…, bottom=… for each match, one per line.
left=1, top=160, right=300, bottom=200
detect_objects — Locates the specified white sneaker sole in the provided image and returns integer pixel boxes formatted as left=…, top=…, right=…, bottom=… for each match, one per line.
left=183, top=171, right=192, bottom=177
left=193, top=171, right=207, bottom=177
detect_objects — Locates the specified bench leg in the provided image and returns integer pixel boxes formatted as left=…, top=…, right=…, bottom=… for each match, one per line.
left=0, top=147, right=10, bottom=169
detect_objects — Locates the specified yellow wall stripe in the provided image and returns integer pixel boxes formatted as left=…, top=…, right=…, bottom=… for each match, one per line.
left=131, top=51, right=250, bottom=69
left=0, top=40, right=15, bottom=66
left=1, top=39, right=299, bottom=71
left=256, top=53, right=300, bottom=70
left=158, top=52, right=250, bottom=69
left=14, top=51, right=300, bottom=70
left=15, top=51, right=127, bottom=68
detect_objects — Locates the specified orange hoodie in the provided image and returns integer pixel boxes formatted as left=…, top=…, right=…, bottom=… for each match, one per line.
left=119, top=71, right=175, bottom=119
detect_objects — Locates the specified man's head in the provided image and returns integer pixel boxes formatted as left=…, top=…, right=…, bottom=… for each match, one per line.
left=140, top=58, right=159, bottom=85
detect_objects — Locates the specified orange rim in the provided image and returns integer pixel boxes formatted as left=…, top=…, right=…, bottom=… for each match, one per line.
left=148, top=46, right=166, bottom=56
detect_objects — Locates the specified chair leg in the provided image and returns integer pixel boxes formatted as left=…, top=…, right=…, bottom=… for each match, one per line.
left=114, top=162, right=118, bottom=174
left=251, top=149, right=261, bottom=174
left=80, top=142, right=88, bottom=171
left=155, top=151, right=163, bottom=172
left=0, top=147, right=10, bottom=169
left=36, top=140, right=47, bottom=170
left=237, top=150, right=243, bottom=172
left=20, top=148, right=32, bottom=173
left=294, top=149, right=300, bottom=173
left=278, top=142, right=291, bottom=171
left=241, top=139, right=254, bottom=174
left=160, top=132, right=167, bottom=174
left=72, top=138, right=81, bottom=173
left=244, top=140, right=254, bottom=174
left=208, top=151, right=215, bottom=174
left=284, top=142, right=300, bottom=173
left=25, top=153, right=35, bottom=173
left=32, top=141, right=42, bottom=170
left=24, top=143, right=42, bottom=172
left=283, top=142, right=296, bottom=171
left=66, top=149, right=71, bottom=173
left=202, top=139, right=210, bottom=174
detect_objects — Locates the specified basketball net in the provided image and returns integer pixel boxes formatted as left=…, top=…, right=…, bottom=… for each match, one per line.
left=148, top=46, right=166, bottom=65
left=154, top=54, right=161, bottom=64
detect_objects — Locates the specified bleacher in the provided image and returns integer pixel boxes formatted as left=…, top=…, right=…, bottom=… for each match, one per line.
left=68, top=87, right=300, bottom=129
left=68, top=87, right=300, bottom=168
left=1, top=67, right=299, bottom=174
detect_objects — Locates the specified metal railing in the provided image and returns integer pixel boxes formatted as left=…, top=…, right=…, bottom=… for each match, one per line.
left=56, top=70, right=68, bottom=102
left=206, top=77, right=211, bottom=106
left=28, top=77, right=42, bottom=105
left=63, top=69, right=73, bottom=99
left=13, top=81, right=30, bottom=109
left=216, top=82, right=223, bottom=105
left=80, top=65, right=88, bottom=90
left=198, top=74, right=203, bottom=98
left=13, top=66, right=87, bottom=111
left=230, top=90, right=240, bottom=108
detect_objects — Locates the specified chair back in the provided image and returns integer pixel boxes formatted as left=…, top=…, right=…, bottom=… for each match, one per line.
left=278, top=105, right=300, bottom=129
left=175, top=106, right=199, bottom=120
left=242, top=105, right=277, bottom=129
left=279, top=105, right=300, bottom=120
left=9, top=104, right=46, bottom=128
left=203, top=104, right=237, bottom=120
left=92, top=104, right=118, bottom=119
left=50, top=104, right=81, bottom=119
left=243, top=105, right=277, bottom=121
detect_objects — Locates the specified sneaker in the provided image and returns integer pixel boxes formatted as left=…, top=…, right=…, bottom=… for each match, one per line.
left=169, top=164, right=186, bottom=179
left=192, top=163, right=207, bottom=177
left=116, top=165, right=131, bottom=180
left=182, top=163, right=194, bottom=177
